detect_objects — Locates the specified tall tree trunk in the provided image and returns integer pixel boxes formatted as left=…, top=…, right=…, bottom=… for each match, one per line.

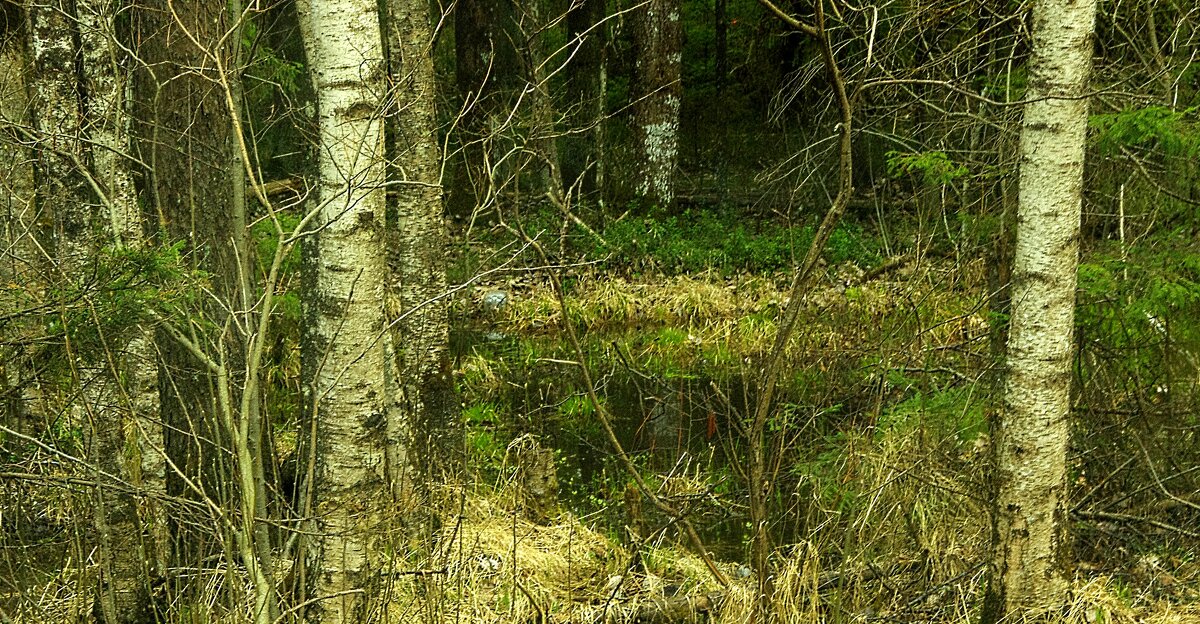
left=521, top=0, right=566, bottom=202
left=384, top=0, right=452, bottom=504
left=563, top=0, right=605, bottom=201
left=81, top=0, right=170, bottom=610
left=296, top=0, right=390, bottom=619
left=133, top=0, right=249, bottom=573
left=0, top=29, right=33, bottom=253
left=0, top=25, right=37, bottom=424
left=633, top=0, right=682, bottom=208
left=715, top=0, right=727, bottom=97
left=25, top=0, right=89, bottom=265
left=26, top=0, right=166, bottom=618
left=982, top=0, right=1095, bottom=621
left=450, top=0, right=521, bottom=220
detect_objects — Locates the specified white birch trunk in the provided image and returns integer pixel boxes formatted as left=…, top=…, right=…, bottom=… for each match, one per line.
left=985, top=0, right=1096, bottom=620
left=28, top=4, right=121, bottom=620
left=296, top=0, right=390, bottom=619
left=77, top=0, right=171, bottom=590
left=26, top=0, right=89, bottom=265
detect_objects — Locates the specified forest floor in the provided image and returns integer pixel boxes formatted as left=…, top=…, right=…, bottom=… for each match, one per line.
left=435, top=220, right=1200, bottom=623
left=4, top=211, right=1199, bottom=622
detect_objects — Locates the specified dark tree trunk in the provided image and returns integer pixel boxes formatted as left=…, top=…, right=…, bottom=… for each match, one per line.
left=562, top=0, right=606, bottom=201
left=715, top=0, right=727, bottom=96
left=133, top=0, right=248, bottom=569
left=451, top=0, right=522, bottom=220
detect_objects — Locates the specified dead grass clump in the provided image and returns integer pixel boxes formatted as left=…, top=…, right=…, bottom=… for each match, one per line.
left=504, top=274, right=777, bottom=333
left=391, top=487, right=621, bottom=623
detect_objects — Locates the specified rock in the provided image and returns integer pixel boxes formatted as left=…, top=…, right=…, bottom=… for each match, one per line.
left=482, top=290, right=509, bottom=313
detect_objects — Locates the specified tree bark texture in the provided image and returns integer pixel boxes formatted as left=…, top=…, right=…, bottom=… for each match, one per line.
left=25, top=0, right=90, bottom=265
left=983, top=0, right=1095, bottom=621
left=77, top=0, right=139, bottom=247
left=25, top=0, right=163, bottom=618
left=384, top=0, right=452, bottom=502
left=296, top=0, right=390, bottom=618
left=76, top=0, right=170, bottom=591
left=633, top=0, right=681, bottom=208
left=133, top=0, right=248, bottom=568
left=563, top=0, right=605, bottom=200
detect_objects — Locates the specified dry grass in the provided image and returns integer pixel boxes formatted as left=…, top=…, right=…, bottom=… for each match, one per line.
left=486, top=264, right=991, bottom=373
left=3, top=475, right=1197, bottom=623
left=5, top=264, right=1196, bottom=622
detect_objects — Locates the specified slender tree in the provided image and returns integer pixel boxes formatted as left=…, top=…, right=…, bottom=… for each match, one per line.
left=384, top=0, right=451, bottom=501
left=0, top=0, right=38, bottom=479
left=633, top=0, right=682, bottom=208
left=715, top=0, right=727, bottom=96
left=451, top=0, right=522, bottom=219
left=0, top=17, right=34, bottom=292
left=983, top=0, right=1096, bottom=620
left=563, top=0, right=606, bottom=200
left=296, top=0, right=390, bottom=618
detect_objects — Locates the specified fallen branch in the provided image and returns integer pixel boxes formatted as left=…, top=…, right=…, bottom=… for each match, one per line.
left=1074, top=509, right=1200, bottom=539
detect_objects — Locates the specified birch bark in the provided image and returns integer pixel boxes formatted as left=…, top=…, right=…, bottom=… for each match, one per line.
left=76, top=0, right=171, bottom=593
left=633, top=0, right=681, bottom=208
left=296, top=0, right=390, bottom=619
left=984, top=0, right=1096, bottom=620
left=384, top=0, right=450, bottom=503
left=25, top=0, right=165, bottom=618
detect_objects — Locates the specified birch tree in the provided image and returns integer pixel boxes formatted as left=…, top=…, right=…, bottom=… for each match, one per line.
left=983, top=0, right=1096, bottom=620
left=384, top=0, right=450, bottom=502
left=633, top=0, right=681, bottom=208
left=296, top=0, right=390, bottom=618
left=24, top=0, right=165, bottom=617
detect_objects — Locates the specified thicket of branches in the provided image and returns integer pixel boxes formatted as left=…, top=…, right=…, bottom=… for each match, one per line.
left=1, top=0, right=1198, bottom=623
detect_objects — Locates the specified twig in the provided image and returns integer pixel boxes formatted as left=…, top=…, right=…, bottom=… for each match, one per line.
left=817, top=560, right=922, bottom=591
left=750, top=0, right=856, bottom=612
left=1074, top=510, right=1200, bottom=539
left=1134, top=434, right=1200, bottom=514
left=1071, top=456, right=1135, bottom=513
left=503, top=225, right=730, bottom=589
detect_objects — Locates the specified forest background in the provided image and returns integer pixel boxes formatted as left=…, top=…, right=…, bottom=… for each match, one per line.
left=0, top=0, right=1198, bottom=623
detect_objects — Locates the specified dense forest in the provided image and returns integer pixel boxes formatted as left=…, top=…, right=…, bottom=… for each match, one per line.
left=1, top=0, right=1198, bottom=622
